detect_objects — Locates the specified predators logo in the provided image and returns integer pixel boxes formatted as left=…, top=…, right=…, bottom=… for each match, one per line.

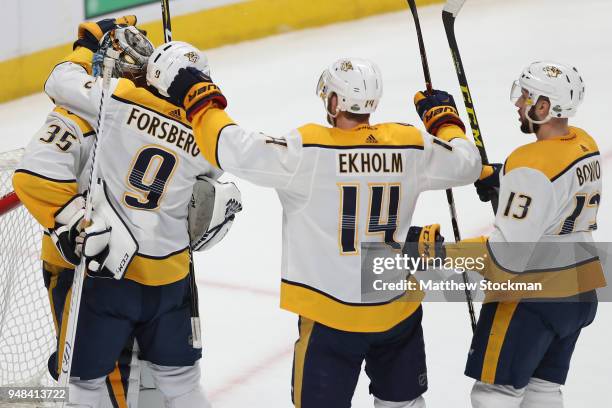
left=543, top=65, right=563, bottom=78
left=184, top=52, right=199, bottom=63
left=340, top=60, right=354, bottom=72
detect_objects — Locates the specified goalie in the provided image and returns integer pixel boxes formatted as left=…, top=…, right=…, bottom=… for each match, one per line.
left=18, top=17, right=242, bottom=408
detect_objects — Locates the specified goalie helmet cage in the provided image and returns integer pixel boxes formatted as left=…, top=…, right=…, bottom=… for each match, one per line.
left=0, top=149, right=57, bottom=405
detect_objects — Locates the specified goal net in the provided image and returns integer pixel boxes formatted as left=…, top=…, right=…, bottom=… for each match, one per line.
left=0, top=149, right=55, bottom=390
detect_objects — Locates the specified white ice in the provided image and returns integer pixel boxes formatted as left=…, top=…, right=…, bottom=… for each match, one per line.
left=1, top=0, right=610, bottom=406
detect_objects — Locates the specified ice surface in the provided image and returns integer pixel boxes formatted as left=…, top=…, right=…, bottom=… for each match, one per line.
left=1, top=0, right=610, bottom=406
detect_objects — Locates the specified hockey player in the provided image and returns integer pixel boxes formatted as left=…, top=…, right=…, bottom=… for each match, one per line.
left=14, top=15, right=146, bottom=408
left=408, top=61, right=605, bottom=407
left=42, top=24, right=242, bottom=408
left=146, top=44, right=482, bottom=407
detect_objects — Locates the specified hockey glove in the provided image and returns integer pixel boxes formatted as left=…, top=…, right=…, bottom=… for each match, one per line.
left=414, top=90, right=466, bottom=136
left=77, top=213, right=111, bottom=276
left=189, top=176, right=242, bottom=251
left=79, top=180, right=138, bottom=279
left=402, top=224, right=445, bottom=271
left=49, top=194, right=86, bottom=266
left=74, top=15, right=137, bottom=52
left=475, top=163, right=502, bottom=203
left=167, top=67, right=227, bottom=121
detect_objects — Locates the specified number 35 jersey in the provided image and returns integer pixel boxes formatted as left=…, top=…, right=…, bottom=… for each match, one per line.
left=192, top=108, right=482, bottom=332
left=44, top=53, right=221, bottom=286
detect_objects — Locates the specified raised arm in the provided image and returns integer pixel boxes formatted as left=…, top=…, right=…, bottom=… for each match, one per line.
left=418, top=125, right=481, bottom=191
left=44, top=48, right=110, bottom=129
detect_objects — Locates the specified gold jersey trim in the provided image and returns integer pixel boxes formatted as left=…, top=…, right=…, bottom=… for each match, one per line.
left=445, top=236, right=607, bottom=302
left=192, top=108, right=236, bottom=169
left=504, top=127, right=600, bottom=181
left=124, top=248, right=190, bottom=286
left=112, top=80, right=192, bottom=128
left=12, top=170, right=77, bottom=228
left=299, top=123, right=425, bottom=149
left=280, top=280, right=423, bottom=333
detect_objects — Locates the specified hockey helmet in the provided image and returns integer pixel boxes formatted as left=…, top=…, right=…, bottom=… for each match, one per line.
left=146, top=41, right=210, bottom=97
left=94, top=26, right=154, bottom=83
left=510, top=61, right=585, bottom=124
left=316, top=58, right=383, bottom=117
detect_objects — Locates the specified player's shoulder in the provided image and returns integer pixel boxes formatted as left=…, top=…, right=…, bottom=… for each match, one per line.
left=297, top=122, right=423, bottom=148
left=50, top=107, right=95, bottom=137
left=112, top=79, right=191, bottom=128
left=504, top=127, right=600, bottom=181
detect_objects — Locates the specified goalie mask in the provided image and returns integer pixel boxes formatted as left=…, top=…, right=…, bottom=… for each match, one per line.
left=94, top=26, right=154, bottom=86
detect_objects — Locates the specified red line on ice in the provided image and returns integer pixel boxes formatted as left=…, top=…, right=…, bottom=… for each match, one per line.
left=208, top=346, right=294, bottom=400
left=197, top=278, right=278, bottom=297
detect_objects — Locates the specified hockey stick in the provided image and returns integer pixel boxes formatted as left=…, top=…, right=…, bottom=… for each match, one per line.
left=160, top=0, right=202, bottom=349
left=443, top=0, right=498, bottom=213
left=161, top=0, right=173, bottom=43
left=58, top=49, right=119, bottom=395
left=406, top=0, right=476, bottom=332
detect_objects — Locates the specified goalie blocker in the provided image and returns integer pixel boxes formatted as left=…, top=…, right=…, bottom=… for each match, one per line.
left=79, top=176, right=242, bottom=277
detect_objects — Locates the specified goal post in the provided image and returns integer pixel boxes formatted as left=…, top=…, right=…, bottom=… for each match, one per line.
left=0, top=149, right=56, bottom=391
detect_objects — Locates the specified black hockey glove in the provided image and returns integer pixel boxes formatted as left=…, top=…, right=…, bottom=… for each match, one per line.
left=402, top=224, right=446, bottom=271
left=73, top=15, right=137, bottom=52
left=414, top=90, right=466, bottom=136
left=475, top=163, right=502, bottom=204
left=167, top=67, right=227, bottom=121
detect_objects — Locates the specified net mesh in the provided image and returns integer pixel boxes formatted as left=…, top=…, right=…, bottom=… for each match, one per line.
left=0, top=149, right=55, bottom=392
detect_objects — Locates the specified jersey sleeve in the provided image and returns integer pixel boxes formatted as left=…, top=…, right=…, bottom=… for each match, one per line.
left=44, top=49, right=119, bottom=130
left=191, top=108, right=307, bottom=190
left=12, top=112, right=93, bottom=228
left=417, top=125, right=482, bottom=192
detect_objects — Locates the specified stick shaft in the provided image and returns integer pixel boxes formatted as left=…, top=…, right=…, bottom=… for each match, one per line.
left=406, top=0, right=476, bottom=332
left=58, top=52, right=116, bottom=398
left=407, top=0, right=433, bottom=93
left=443, top=7, right=499, bottom=213
left=161, top=0, right=172, bottom=42
left=160, top=0, right=202, bottom=347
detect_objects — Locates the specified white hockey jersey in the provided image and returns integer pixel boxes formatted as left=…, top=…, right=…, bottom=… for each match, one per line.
left=13, top=108, right=94, bottom=269
left=449, top=127, right=606, bottom=302
left=44, top=50, right=221, bottom=286
left=191, top=107, right=481, bottom=332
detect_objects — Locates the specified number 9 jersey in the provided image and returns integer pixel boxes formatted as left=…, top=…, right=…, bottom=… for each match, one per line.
left=44, top=49, right=221, bottom=286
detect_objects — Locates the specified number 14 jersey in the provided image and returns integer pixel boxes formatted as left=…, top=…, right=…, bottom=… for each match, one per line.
left=193, top=107, right=482, bottom=332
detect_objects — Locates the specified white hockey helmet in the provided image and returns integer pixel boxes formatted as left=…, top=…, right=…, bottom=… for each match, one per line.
left=146, top=41, right=210, bottom=97
left=316, top=58, right=383, bottom=117
left=510, top=61, right=585, bottom=124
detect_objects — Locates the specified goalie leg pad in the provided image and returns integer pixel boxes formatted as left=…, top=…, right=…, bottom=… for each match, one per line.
left=67, top=376, right=107, bottom=408
left=147, top=362, right=211, bottom=408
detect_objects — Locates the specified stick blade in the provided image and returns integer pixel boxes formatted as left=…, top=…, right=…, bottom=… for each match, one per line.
left=443, top=0, right=467, bottom=17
